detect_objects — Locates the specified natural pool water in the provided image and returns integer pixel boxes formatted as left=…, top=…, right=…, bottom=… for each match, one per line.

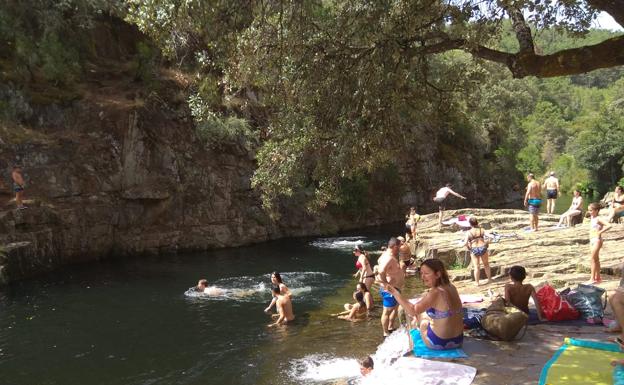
left=0, top=226, right=424, bottom=385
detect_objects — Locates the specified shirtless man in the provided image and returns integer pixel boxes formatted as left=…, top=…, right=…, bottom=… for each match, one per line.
left=268, top=287, right=295, bottom=327
left=377, top=237, right=404, bottom=337
left=433, top=183, right=466, bottom=228
left=397, top=236, right=413, bottom=273
left=543, top=171, right=560, bottom=214
left=11, top=165, right=26, bottom=210
left=524, top=173, right=542, bottom=231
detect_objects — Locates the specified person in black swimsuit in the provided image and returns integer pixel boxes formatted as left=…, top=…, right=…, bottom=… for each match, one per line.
left=608, top=186, right=624, bottom=223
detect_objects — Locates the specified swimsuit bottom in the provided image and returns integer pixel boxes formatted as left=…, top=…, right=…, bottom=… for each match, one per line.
left=401, top=258, right=414, bottom=267
left=547, top=189, right=558, bottom=199
left=13, top=184, right=23, bottom=193
left=528, top=198, right=542, bottom=207
left=379, top=287, right=400, bottom=308
left=425, top=324, right=463, bottom=350
left=471, top=245, right=488, bottom=257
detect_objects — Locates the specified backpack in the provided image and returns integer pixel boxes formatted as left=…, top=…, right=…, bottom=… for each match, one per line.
left=561, top=284, right=606, bottom=322
left=481, top=297, right=528, bottom=341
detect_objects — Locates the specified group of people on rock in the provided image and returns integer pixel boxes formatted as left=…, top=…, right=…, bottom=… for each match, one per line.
left=522, top=172, right=619, bottom=284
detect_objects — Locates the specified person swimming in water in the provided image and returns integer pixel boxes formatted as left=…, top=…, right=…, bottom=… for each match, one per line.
left=194, top=279, right=208, bottom=292
left=359, top=356, right=374, bottom=376
left=268, top=286, right=295, bottom=327
left=264, top=272, right=292, bottom=313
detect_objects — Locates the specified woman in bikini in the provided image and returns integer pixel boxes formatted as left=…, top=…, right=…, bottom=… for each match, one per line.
left=342, top=282, right=374, bottom=312
left=608, top=186, right=624, bottom=223
left=588, top=203, right=612, bottom=284
left=337, top=291, right=368, bottom=321
left=464, top=217, right=491, bottom=286
left=264, top=272, right=292, bottom=313
left=384, top=259, right=463, bottom=350
left=353, top=246, right=375, bottom=290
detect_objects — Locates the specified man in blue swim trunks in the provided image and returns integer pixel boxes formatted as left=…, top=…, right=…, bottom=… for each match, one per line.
left=524, top=173, right=542, bottom=231
left=377, top=237, right=404, bottom=337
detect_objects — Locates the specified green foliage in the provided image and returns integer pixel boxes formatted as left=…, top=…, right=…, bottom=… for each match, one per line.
left=0, top=0, right=124, bottom=86
left=516, top=144, right=543, bottom=176
left=195, top=116, right=255, bottom=151
left=550, top=154, right=589, bottom=193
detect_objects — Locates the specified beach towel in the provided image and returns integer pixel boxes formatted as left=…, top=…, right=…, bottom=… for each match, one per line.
left=409, top=329, right=468, bottom=359
left=539, top=338, right=624, bottom=385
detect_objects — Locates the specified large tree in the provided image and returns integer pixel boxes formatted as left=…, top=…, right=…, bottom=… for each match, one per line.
left=124, top=1, right=624, bottom=208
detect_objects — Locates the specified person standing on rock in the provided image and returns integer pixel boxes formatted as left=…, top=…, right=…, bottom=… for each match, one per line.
left=587, top=202, right=611, bottom=284
left=377, top=237, right=404, bottom=337
left=464, top=217, right=491, bottom=286
left=524, top=173, right=542, bottom=231
left=543, top=171, right=560, bottom=214
left=11, top=165, right=26, bottom=210
left=433, top=184, right=466, bottom=228
left=398, top=236, right=413, bottom=273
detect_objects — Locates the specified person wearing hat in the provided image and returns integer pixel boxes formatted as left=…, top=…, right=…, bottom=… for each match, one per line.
left=353, top=246, right=375, bottom=291
left=543, top=171, right=560, bottom=214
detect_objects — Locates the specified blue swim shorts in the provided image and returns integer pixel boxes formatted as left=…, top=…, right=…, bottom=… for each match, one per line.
left=380, top=287, right=400, bottom=308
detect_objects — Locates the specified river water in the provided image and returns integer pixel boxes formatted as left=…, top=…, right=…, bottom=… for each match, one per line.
left=0, top=226, right=425, bottom=385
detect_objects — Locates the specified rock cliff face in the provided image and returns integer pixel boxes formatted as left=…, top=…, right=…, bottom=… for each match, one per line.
left=0, top=20, right=523, bottom=284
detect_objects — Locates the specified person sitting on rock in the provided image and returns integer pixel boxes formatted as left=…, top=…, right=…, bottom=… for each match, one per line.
left=608, top=185, right=624, bottom=223
left=557, top=189, right=583, bottom=227
left=504, top=266, right=545, bottom=321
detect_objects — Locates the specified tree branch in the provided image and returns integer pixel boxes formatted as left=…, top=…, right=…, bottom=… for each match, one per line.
left=505, top=6, right=535, bottom=55
left=587, top=0, right=624, bottom=27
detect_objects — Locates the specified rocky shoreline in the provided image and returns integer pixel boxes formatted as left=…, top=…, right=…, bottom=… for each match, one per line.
left=407, top=208, right=624, bottom=384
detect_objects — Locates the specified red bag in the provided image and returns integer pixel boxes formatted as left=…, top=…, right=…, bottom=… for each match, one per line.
left=536, top=284, right=580, bottom=321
